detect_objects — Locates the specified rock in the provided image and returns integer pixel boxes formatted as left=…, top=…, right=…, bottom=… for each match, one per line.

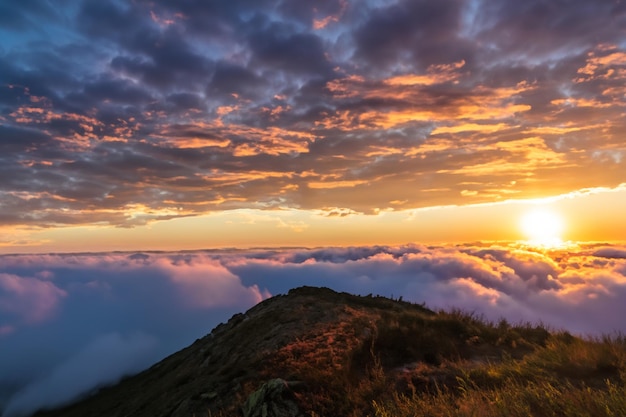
left=241, top=379, right=301, bottom=417
left=200, top=391, right=218, bottom=400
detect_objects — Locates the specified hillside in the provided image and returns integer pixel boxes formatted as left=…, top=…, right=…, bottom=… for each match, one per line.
left=33, top=286, right=626, bottom=417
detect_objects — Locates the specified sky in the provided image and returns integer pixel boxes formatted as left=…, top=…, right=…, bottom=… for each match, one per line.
left=1, top=0, right=625, bottom=251
left=2, top=1, right=626, bottom=416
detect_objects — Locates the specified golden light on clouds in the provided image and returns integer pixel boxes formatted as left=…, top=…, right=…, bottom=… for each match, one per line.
left=4, top=4, right=626, bottom=417
left=1, top=1, right=626, bottom=251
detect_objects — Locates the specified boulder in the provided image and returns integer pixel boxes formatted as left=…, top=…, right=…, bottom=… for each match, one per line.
left=241, top=379, right=301, bottom=417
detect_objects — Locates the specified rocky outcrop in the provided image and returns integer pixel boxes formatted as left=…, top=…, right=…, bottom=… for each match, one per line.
left=241, top=379, right=302, bottom=417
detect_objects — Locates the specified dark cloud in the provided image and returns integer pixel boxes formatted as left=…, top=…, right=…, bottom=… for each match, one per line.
left=164, top=92, right=206, bottom=112
left=81, top=78, right=154, bottom=105
left=353, top=0, right=466, bottom=69
left=0, top=125, right=53, bottom=153
left=76, top=1, right=143, bottom=41
left=208, top=61, right=264, bottom=98
left=0, top=0, right=624, bottom=227
left=475, top=0, right=626, bottom=60
left=2, top=243, right=626, bottom=415
left=277, top=0, right=345, bottom=25
left=248, top=28, right=333, bottom=77
left=109, top=43, right=212, bottom=90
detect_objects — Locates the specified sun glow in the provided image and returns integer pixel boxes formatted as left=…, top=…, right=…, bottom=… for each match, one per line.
left=520, top=208, right=565, bottom=247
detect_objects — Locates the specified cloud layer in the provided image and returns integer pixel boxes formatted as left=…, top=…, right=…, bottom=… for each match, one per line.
left=2, top=243, right=626, bottom=415
left=1, top=0, right=625, bottom=228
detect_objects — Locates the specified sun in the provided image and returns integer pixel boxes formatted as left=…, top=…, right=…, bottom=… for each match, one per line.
left=520, top=208, right=564, bottom=246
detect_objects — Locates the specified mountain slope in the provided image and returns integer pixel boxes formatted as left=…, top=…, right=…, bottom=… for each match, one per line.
left=33, top=286, right=626, bottom=417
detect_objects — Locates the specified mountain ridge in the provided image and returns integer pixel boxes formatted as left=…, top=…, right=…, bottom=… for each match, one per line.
left=33, top=286, right=430, bottom=417
left=29, top=286, right=626, bottom=417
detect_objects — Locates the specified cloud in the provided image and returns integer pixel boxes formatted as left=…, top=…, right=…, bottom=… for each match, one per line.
left=2, top=244, right=626, bottom=415
left=152, top=256, right=268, bottom=308
left=3, top=333, right=157, bottom=417
left=0, top=0, right=624, bottom=228
left=474, top=0, right=624, bottom=60
left=0, top=252, right=267, bottom=416
left=0, top=273, right=66, bottom=324
left=221, top=243, right=626, bottom=334
left=353, top=0, right=465, bottom=69
left=593, top=247, right=626, bottom=259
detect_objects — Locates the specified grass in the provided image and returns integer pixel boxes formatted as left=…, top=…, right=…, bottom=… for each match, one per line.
left=372, top=378, right=626, bottom=417
left=257, top=292, right=626, bottom=417
left=371, top=331, right=626, bottom=417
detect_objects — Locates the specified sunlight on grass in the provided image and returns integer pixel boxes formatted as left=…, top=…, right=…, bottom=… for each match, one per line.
left=371, top=332, right=626, bottom=417
left=196, top=289, right=626, bottom=417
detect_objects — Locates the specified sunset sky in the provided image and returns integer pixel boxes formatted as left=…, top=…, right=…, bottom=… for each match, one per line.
left=3, top=2, right=626, bottom=414
left=1, top=0, right=625, bottom=252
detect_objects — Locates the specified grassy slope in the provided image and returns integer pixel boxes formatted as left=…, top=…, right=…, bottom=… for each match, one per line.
left=35, top=287, right=626, bottom=417
left=257, top=289, right=626, bottom=416
left=372, top=332, right=626, bottom=417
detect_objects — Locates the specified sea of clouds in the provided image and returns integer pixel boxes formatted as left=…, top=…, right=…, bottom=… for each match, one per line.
left=2, top=243, right=626, bottom=416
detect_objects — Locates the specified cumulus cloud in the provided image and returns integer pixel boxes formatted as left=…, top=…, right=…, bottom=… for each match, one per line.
left=1, top=244, right=626, bottom=416
left=593, top=247, right=626, bottom=259
left=151, top=256, right=269, bottom=308
left=0, top=273, right=66, bottom=325
left=225, top=244, right=626, bottom=334
left=0, top=0, right=625, bottom=226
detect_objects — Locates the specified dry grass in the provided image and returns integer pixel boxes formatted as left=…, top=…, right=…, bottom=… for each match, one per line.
left=259, top=293, right=626, bottom=417
left=371, top=332, right=626, bottom=417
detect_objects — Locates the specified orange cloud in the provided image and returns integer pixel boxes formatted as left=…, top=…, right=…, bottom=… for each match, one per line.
left=575, top=45, right=626, bottom=83
left=384, top=60, right=465, bottom=86
left=438, top=137, right=568, bottom=177
left=308, top=180, right=369, bottom=189
left=431, top=122, right=509, bottom=135
left=312, top=0, right=347, bottom=29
